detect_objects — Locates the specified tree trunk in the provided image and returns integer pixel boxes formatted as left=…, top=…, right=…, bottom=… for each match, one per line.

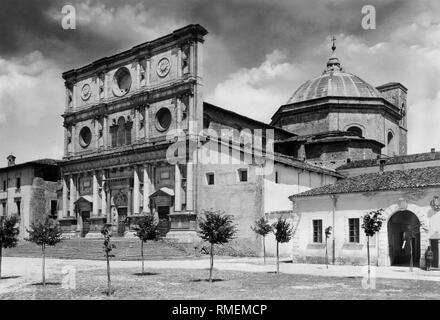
left=325, top=238, right=328, bottom=269
left=367, top=236, right=370, bottom=281
left=106, top=252, right=111, bottom=295
left=42, top=244, right=46, bottom=286
left=141, top=241, right=144, bottom=275
left=276, top=241, right=279, bottom=274
left=0, top=246, right=2, bottom=279
left=209, top=243, right=214, bottom=282
left=263, top=236, right=266, bottom=265
left=410, top=239, right=413, bottom=272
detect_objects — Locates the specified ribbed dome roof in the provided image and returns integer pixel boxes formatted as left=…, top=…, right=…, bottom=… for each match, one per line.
left=286, top=53, right=381, bottom=104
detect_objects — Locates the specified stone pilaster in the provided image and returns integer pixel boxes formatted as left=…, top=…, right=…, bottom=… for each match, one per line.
left=174, top=164, right=182, bottom=212
left=62, top=175, right=68, bottom=218
left=133, top=166, right=140, bottom=215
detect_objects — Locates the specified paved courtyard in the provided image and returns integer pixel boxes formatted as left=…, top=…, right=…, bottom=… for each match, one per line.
left=1, top=256, right=439, bottom=299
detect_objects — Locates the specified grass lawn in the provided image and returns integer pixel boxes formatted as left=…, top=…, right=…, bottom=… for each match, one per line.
left=1, top=267, right=439, bottom=300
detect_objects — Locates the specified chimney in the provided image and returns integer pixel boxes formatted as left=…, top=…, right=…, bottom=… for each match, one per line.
left=431, top=148, right=436, bottom=160
left=7, top=154, right=16, bottom=167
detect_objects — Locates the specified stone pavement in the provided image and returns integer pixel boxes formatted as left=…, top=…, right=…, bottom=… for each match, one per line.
left=1, top=256, right=440, bottom=295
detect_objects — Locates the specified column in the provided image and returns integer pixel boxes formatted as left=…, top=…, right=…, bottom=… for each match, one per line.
left=186, top=161, right=193, bottom=211
left=64, top=126, right=69, bottom=156
left=174, top=164, right=182, bottom=212
left=103, top=116, right=108, bottom=148
left=143, top=164, right=153, bottom=213
left=134, top=108, right=139, bottom=142
left=176, top=97, right=182, bottom=130
left=177, top=46, right=182, bottom=78
left=62, top=175, right=68, bottom=218
left=133, top=166, right=140, bottom=215
left=71, top=124, right=76, bottom=154
left=127, top=187, right=132, bottom=216
left=144, top=106, right=149, bottom=140
left=92, top=171, right=99, bottom=216
left=146, top=58, right=151, bottom=86
left=101, top=171, right=106, bottom=218
left=69, top=175, right=76, bottom=218
left=94, top=118, right=100, bottom=149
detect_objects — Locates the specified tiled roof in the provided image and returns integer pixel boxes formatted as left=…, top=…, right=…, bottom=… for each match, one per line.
left=274, top=153, right=343, bottom=178
left=292, top=166, right=440, bottom=198
left=0, top=158, right=60, bottom=172
left=336, top=151, right=440, bottom=170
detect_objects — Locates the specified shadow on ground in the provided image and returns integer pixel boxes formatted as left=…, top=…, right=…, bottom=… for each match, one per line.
left=0, top=276, right=20, bottom=280
left=30, top=282, right=61, bottom=286
left=190, top=279, right=225, bottom=283
left=133, top=272, right=159, bottom=276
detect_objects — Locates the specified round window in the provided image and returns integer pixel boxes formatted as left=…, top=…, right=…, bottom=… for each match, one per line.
left=79, top=126, right=92, bottom=148
left=112, top=67, right=132, bottom=96
left=155, top=108, right=172, bottom=132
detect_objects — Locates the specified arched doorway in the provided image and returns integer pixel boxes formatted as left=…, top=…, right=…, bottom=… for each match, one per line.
left=387, top=210, right=420, bottom=266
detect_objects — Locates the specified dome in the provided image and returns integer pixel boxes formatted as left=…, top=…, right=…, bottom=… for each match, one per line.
left=286, top=53, right=381, bottom=104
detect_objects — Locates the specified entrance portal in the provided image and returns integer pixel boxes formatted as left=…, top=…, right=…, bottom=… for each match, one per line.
left=157, top=206, right=170, bottom=236
left=388, top=210, right=420, bottom=266
left=81, top=211, right=90, bottom=237
left=117, top=208, right=127, bottom=236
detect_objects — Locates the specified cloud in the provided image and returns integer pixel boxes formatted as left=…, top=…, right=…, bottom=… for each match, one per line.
left=206, top=50, right=308, bottom=122
left=0, top=0, right=439, bottom=163
left=0, top=52, right=64, bottom=163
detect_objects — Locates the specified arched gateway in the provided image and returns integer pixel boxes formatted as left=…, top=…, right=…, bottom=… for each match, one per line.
left=378, top=203, right=429, bottom=267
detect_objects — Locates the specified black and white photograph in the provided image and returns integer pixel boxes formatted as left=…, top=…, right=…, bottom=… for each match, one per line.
left=0, top=0, right=439, bottom=309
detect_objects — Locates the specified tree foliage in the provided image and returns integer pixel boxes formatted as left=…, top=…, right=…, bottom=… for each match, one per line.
left=134, top=215, right=159, bottom=242
left=272, top=217, right=293, bottom=244
left=198, top=211, right=237, bottom=245
left=361, top=209, right=384, bottom=237
left=0, top=215, right=20, bottom=278
left=251, top=217, right=273, bottom=237
left=26, top=217, right=62, bottom=286
left=26, top=217, right=62, bottom=247
left=198, top=210, right=237, bottom=282
left=0, top=216, right=20, bottom=249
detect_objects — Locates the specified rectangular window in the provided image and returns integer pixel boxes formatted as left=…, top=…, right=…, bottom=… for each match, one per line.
left=349, top=218, right=360, bottom=243
left=275, top=171, right=279, bottom=184
left=16, top=201, right=21, bottom=216
left=238, top=169, right=248, bottom=182
left=51, top=200, right=58, bottom=218
left=16, top=177, right=21, bottom=189
left=2, top=180, right=6, bottom=191
left=206, top=173, right=215, bottom=185
left=313, top=219, right=323, bottom=243
left=1, top=202, right=5, bottom=216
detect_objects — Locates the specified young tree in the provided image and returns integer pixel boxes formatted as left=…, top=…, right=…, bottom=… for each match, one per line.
left=26, top=217, right=63, bottom=286
left=198, top=210, right=237, bottom=282
left=324, top=226, right=332, bottom=269
left=134, top=215, right=159, bottom=274
left=272, top=217, right=293, bottom=274
left=101, top=224, right=116, bottom=295
left=361, top=209, right=384, bottom=278
left=0, top=216, right=20, bottom=279
left=251, top=216, right=273, bottom=264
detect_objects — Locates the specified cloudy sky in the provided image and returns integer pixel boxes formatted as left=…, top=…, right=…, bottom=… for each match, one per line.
left=0, top=0, right=439, bottom=164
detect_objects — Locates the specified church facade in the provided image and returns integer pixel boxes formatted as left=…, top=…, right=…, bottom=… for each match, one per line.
left=57, top=24, right=340, bottom=248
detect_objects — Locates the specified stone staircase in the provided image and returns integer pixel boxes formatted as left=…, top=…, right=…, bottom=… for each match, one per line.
left=3, top=238, right=193, bottom=261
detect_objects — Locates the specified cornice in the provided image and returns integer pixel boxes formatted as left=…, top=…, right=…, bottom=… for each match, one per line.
left=62, top=79, right=195, bottom=125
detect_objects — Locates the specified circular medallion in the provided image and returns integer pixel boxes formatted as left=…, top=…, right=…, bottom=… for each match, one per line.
left=112, top=67, right=132, bottom=97
left=79, top=126, right=92, bottom=148
left=156, top=57, right=171, bottom=77
left=81, top=83, right=91, bottom=101
left=155, top=108, right=172, bottom=132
